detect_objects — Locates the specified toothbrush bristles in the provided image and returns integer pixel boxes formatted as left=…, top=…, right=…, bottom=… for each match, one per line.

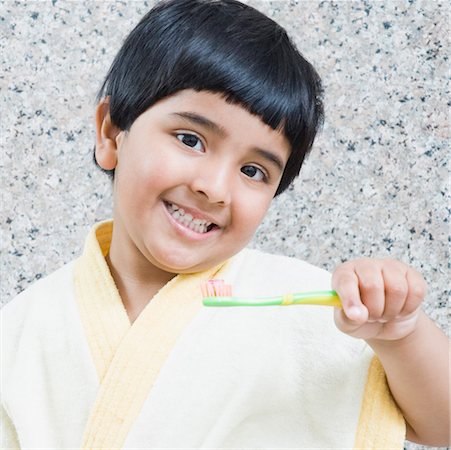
left=201, top=279, right=233, bottom=297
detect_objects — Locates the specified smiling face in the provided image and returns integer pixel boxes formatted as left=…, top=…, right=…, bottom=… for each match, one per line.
left=95, top=89, right=290, bottom=284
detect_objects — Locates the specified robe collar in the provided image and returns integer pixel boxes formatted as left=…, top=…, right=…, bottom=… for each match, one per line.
left=74, top=220, right=231, bottom=449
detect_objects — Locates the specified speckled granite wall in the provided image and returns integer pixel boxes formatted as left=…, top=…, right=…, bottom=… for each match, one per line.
left=1, top=1, right=449, bottom=448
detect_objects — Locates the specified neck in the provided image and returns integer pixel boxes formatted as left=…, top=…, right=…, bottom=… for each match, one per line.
left=106, top=225, right=176, bottom=323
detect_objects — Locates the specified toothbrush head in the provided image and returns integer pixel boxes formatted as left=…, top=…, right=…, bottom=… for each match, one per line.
left=200, top=279, right=233, bottom=298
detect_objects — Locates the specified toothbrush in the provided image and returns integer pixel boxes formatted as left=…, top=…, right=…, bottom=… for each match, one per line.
left=201, top=279, right=341, bottom=307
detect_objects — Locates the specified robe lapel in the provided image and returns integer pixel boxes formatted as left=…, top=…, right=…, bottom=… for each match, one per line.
left=74, top=221, right=130, bottom=381
left=74, top=221, right=230, bottom=449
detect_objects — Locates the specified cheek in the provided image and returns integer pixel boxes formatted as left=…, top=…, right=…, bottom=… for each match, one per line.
left=233, top=196, right=272, bottom=239
left=117, top=144, right=174, bottom=194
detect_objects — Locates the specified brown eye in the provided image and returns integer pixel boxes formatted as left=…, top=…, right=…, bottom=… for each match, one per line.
left=176, top=133, right=204, bottom=151
left=241, top=165, right=266, bottom=181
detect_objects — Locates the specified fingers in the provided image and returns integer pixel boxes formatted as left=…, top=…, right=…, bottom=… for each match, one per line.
left=354, top=260, right=386, bottom=320
left=332, top=262, right=369, bottom=324
left=404, top=267, right=427, bottom=315
left=333, top=258, right=426, bottom=324
left=381, top=261, right=409, bottom=319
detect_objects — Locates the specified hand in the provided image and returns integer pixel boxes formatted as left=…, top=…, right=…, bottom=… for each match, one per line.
left=332, top=258, right=427, bottom=341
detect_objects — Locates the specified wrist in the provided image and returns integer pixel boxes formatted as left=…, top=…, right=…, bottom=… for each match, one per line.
left=366, top=309, right=425, bottom=350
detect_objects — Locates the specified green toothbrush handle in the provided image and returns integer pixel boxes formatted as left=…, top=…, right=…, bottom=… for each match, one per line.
left=203, top=290, right=341, bottom=307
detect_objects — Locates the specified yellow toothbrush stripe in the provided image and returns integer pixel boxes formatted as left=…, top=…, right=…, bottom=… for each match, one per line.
left=281, top=293, right=294, bottom=305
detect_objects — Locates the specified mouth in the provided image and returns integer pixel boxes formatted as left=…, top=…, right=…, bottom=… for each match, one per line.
left=163, top=201, right=220, bottom=235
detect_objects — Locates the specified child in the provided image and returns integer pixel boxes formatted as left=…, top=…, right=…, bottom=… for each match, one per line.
left=2, top=0, right=449, bottom=448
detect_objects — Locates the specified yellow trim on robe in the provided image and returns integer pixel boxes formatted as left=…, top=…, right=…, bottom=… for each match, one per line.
left=353, top=356, right=406, bottom=449
left=74, top=221, right=230, bottom=449
left=74, top=221, right=130, bottom=380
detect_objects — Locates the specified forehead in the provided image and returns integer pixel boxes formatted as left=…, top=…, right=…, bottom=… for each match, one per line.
left=138, top=89, right=291, bottom=160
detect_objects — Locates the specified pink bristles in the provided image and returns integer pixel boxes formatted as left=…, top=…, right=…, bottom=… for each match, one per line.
left=200, top=279, right=233, bottom=297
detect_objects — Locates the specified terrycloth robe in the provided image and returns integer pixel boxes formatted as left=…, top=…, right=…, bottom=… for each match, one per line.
left=1, top=221, right=405, bottom=449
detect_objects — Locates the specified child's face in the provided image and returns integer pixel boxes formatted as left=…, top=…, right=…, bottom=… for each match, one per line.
left=97, top=89, right=290, bottom=277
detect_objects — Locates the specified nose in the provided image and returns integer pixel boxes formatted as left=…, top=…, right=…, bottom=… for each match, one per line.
left=190, top=163, right=232, bottom=205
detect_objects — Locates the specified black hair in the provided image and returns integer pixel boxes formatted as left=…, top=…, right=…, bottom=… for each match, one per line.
left=95, top=0, right=324, bottom=196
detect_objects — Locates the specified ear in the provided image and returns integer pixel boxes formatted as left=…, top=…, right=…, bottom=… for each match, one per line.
left=95, top=97, right=123, bottom=170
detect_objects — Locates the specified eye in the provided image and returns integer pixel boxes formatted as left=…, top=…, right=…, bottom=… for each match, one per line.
left=176, top=133, right=204, bottom=152
left=241, top=165, right=267, bottom=182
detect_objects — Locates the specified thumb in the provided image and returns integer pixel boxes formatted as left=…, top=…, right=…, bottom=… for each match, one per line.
left=334, top=305, right=369, bottom=335
left=332, top=268, right=369, bottom=326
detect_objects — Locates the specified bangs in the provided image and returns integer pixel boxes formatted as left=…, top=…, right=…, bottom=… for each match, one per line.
left=96, top=0, right=323, bottom=195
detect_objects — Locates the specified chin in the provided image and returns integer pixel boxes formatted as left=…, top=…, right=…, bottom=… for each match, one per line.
left=151, top=253, right=211, bottom=274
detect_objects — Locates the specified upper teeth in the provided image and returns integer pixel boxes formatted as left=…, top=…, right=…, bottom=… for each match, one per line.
left=167, top=202, right=213, bottom=233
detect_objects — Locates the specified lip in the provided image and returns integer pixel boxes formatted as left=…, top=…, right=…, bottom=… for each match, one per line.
left=162, top=201, right=221, bottom=241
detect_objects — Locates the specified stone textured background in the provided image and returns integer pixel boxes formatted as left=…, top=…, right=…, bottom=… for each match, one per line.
left=1, top=1, right=449, bottom=449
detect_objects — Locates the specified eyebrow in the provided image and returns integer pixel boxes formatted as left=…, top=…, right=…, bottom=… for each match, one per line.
left=171, top=111, right=285, bottom=172
left=254, top=148, right=285, bottom=172
left=171, top=112, right=227, bottom=138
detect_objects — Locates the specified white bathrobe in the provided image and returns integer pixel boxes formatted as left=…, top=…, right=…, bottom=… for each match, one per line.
left=1, top=221, right=405, bottom=449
